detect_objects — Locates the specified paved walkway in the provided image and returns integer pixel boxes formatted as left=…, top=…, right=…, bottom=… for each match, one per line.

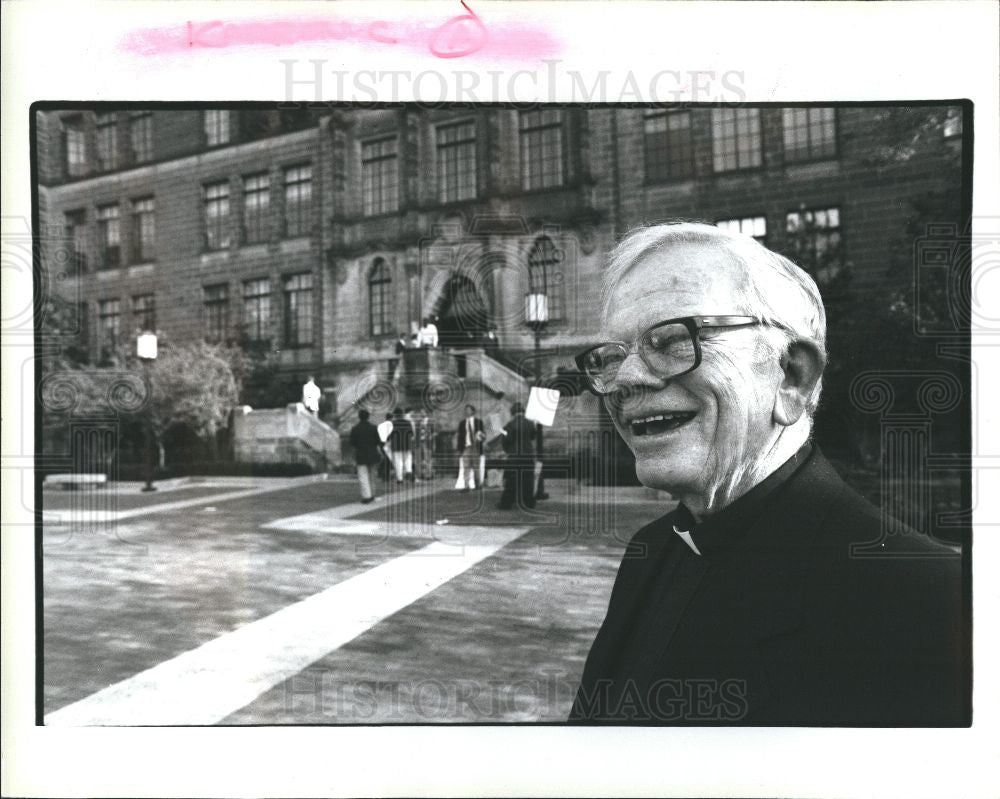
left=42, top=477, right=671, bottom=724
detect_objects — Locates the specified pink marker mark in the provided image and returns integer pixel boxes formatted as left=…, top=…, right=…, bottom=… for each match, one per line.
left=122, top=3, right=561, bottom=61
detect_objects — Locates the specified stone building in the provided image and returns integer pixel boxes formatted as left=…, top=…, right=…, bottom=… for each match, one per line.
left=35, top=103, right=964, bottom=469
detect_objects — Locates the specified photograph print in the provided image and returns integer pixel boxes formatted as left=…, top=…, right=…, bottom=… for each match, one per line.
left=34, top=101, right=971, bottom=726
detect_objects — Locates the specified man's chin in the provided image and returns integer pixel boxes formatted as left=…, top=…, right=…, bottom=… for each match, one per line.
left=633, top=459, right=698, bottom=497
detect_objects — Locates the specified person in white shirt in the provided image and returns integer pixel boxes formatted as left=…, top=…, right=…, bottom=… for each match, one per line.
left=376, top=413, right=394, bottom=481
left=302, top=375, right=321, bottom=415
left=418, top=317, right=439, bottom=348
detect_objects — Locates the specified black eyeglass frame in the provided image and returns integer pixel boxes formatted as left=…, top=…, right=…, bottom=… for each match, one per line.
left=574, top=315, right=768, bottom=396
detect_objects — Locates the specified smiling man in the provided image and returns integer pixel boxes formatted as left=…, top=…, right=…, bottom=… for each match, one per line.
left=568, top=222, right=967, bottom=726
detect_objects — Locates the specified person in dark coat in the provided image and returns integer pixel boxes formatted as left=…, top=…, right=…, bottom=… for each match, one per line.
left=497, top=402, right=536, bottom=510
left=348, top=408, right=382, bottom=504
left=456, top=404, right=486, bottom=490
left=568, top=222, right=968, bottom=725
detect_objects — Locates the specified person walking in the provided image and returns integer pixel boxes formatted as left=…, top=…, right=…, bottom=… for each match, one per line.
left=497, top=402, right=536, bottom=510
left=456, top=404, right=486, bottom=491
left=388, top=407, right=414, bottom=484
left=348, top=408, right=382, bottom=504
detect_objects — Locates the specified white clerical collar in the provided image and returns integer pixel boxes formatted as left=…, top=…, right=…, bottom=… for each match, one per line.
left=672, top=525, right=702, bottom=556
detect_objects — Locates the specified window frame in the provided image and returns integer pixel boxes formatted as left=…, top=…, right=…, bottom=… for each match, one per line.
left=283, top=163, right=313, bottom=238
left=715, top=215, right=768, bottom=245
left=519, top=109, right=565, bottom=192
left=95, top=112, right=119, bottom=172
left=242, top=172, right=271, bottom=245
left=204, top=110, right=231, bottom=147
left=131, top=293, right=156, bottom=335
left=710, top=108, right=764, bottom=173
left=64, top=209, right=88, bottom=273
left=784, top=205, right=845, bottom=279
left=367, top=258, right=393, bottom=337
left=282, top=272, right=314, bottom=348
left=527, top=236, right=564, bottom=322
left=436, top=119, right=478, bottom=203
left=130, top=196, right=156, bottom=263
left=781, top=107, right=838, bottom=164
left=64, top=116, right=87, bottom=178
left=97, top=297, right=122, bottom=353
left=129, top=111, right=154, bottom=163
left=643, top=108, right=695, bottom=183
left=203, top=180, right=232, bottom=251
left=242, top=277, right=272, bottom=344
left=361, top=136, right=400, bottom=217
left=96, top=203, right=121, bottom=270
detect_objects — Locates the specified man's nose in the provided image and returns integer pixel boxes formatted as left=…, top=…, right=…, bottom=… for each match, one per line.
left=611, top=349, right=664, bottom=388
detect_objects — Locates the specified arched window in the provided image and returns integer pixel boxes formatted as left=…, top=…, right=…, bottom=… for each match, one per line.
left=368, top=258, right=392, bottom=336
left=527, top=237, right=563, bottom=321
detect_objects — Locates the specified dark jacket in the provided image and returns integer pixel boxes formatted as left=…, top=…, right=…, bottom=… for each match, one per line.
left=388, top=418, right=414, bottom=451
left=349, top=419, right=383, bottom=466
left=569, top=446, right=969, bottom=726
left=502, top=414, right=536, bottom=458
left=456, top=416, right=485, bottom=455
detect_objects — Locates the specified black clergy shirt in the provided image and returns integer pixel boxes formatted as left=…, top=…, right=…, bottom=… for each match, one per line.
left=569, top=442, right=968, bottom=726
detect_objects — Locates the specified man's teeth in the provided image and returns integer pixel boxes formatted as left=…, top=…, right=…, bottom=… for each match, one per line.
left=629, top=412, right=696, bottom=435
left=635, top=413, right=689, bottom=423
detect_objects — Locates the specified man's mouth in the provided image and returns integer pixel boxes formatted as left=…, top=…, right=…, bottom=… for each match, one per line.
left=629, top=412, right=697, bottom=436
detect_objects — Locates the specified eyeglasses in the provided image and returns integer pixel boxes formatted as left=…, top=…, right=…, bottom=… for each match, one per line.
left=574, top=315, right=770, bottom=396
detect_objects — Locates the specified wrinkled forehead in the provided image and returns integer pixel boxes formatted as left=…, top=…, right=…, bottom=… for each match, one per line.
left=601, top=242, right=747, bottom=338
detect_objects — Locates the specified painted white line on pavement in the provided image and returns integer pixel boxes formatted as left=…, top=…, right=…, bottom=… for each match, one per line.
left=44, top=524, right=529, bottom=726
left=42, top=476, right=345, bottom=524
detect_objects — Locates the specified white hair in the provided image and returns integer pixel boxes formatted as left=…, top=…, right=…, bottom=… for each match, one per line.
left=601, top=221, right=827, bottom=414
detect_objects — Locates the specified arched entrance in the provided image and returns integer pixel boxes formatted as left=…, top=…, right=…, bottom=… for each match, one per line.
left=434, top=273, right=491, bottom=348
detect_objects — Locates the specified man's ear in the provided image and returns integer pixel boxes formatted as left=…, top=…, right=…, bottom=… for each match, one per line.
left=773, top=339, right=826, bottom=427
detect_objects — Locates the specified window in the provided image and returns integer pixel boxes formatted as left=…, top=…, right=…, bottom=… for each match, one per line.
left=785, top=206, right=843, bottom=280
left=644, top=109, right=694, bottom=182
left=98, top=298, right=121, bottom=353
left=204, top=110, right=231, bottom=146
left=242, top=278, right=272, bottom=343
left=716, top=215, right=767, bottom=244
left=64, top=210, right=87, bottom=273
left=519, top=109, right=564, bottom=190
left=204, top=181, right=231, bottom=251
left=283, top=273, right=314, bottom=347
left=368, top=258, right=392, bottom=337
left=527, top=237, right=563, bottom=321
left=95, top=112, right=118, bottom=171
left=361, top=137, right=399, bottom=216
left=64, top=116, right=87, bottom=177
left=242, top=173, right=270, bottom=244
left=203, top=284, right=230, bottom=342
left=131, top=197, right=155, bottom=262
left=130, top=112, right=154, bottom=163
left=782, top=108, right=837, bottom=162
left=711, top=108, right=762, bottom=172
left=437, top=120, right=477, bottom=202
left=132, top=293, right=156, bottom=334
left=96, top=204, right=121, bottom=269
left=283, top=164, right=312, bottom=237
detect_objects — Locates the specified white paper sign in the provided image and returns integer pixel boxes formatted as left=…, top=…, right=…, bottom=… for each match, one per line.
left=524, top=386, right=560, bottom=426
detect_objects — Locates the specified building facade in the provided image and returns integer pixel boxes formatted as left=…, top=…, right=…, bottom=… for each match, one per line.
left=35, top=103, right=964, bottom=462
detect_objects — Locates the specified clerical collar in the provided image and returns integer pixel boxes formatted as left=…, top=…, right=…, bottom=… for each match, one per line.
left=670, top=442, right=815, bottom=557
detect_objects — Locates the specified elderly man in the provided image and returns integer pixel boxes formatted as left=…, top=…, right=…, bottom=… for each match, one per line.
left=569, top=222, right=966, bottom=726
